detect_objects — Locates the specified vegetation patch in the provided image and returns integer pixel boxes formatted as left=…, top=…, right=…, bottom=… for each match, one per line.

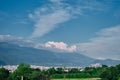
left=52, top=78, right=101, bottom=80
left=0, top=63, right=120, bottom=80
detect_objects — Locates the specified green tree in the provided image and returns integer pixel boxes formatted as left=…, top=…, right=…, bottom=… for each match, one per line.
left=0, top=67, right=9, bottom=80
left=16, top=63, right=31, bottom=79
left=8, top=71, right=20, bottom=80
left=100, top=69, right=111, bottom=80
left=29, top=70, right=42, bottom=80
left=46, top=67, right=56, bottom=75
left=56, top=68, right=64, bottom=74
left=69, top=68, right=80, bottom=73
left=8, top=63, right=31, bottom=80
left=100, top=66, right=119, bottom=80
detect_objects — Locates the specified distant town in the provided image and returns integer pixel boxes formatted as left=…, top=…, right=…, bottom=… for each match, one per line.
left=0, top=63, right=102, bottom=72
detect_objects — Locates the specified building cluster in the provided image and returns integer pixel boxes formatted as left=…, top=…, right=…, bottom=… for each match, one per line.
left=0, top=65, right=18, bottom=72
left=90, top=63, right=102, bottom=67
left=0, top=63, right=102, bottom=72
left=0, top=65, right=50, bottom=72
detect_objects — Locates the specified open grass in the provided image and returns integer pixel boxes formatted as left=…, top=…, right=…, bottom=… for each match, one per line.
left=52, top=78, right=101, bottom=80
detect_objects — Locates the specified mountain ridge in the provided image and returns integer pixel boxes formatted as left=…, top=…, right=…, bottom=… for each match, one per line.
left=0, top=42, right=120, bottom=66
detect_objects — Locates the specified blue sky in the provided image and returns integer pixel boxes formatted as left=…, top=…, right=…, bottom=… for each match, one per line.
left=0, top=0, right=120, bottom=60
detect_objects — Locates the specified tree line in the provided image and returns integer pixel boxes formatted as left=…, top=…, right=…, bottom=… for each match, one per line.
left=0, top=63, right=120, bottom=80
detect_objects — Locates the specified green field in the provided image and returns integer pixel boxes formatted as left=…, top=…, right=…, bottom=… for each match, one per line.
left=52, top=78, right=101, bottom=80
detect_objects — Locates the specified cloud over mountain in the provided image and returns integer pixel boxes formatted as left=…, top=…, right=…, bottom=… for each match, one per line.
left=77, top=25, right=120, bottom=60
left=0, top=35, right=34, bottom=47
left=0, top=35, right=76, bottom=52
left=1, top=24, right=120, bottom=60
left=44, top=41, right=76, bottom=52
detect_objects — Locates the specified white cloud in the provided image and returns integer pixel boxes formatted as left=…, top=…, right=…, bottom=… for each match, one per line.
left=30, top=10, right=71, bottom=38
left=0, top=35, right=23, bottom=42
left=29, top=1, right=71, bottom=38
left=77, top=25, right=120, bottom=60
left=44, top=41, right=76, bottom=52
left=29, top=0, right=108, bottom=38
left=1, top=25, right=120, bottom=61
left=50, top=0, right=62, bottom=3
left=0, top=35, right=76, bottom=52
left=0, top=35, right=34, bottom=47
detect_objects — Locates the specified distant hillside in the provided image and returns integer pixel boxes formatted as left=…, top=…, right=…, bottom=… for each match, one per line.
left=92, top=59, right=120, bottom=66
left=0, top=42, right=120, bottom=66
left=0, top=60, right=6, bottom=65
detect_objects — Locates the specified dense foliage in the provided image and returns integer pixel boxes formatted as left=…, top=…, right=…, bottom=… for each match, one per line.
left=100, top=64, right=120, bottom=80
left=0, top=63, right=120, bottom=80
left=0, top=67, right=9, bottom=80
left=51, top=66, right=104, bottom=78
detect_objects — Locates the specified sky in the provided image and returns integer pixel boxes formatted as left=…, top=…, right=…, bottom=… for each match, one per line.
left=0, top=0, right=120, bottom=60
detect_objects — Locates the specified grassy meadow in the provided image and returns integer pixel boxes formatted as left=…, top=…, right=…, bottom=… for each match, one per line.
left=52, top=78, right=101, bottom=80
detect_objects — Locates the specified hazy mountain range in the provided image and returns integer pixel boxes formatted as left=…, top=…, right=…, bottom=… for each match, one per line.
left=0, top=42, right=120, bottom=66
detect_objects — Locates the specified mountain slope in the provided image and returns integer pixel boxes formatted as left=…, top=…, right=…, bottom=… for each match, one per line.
left=0, top=42, right=94, bottom=66
left=92, top=59, right=120, bottom=66
left=0, top=42, right=120, bottom=66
